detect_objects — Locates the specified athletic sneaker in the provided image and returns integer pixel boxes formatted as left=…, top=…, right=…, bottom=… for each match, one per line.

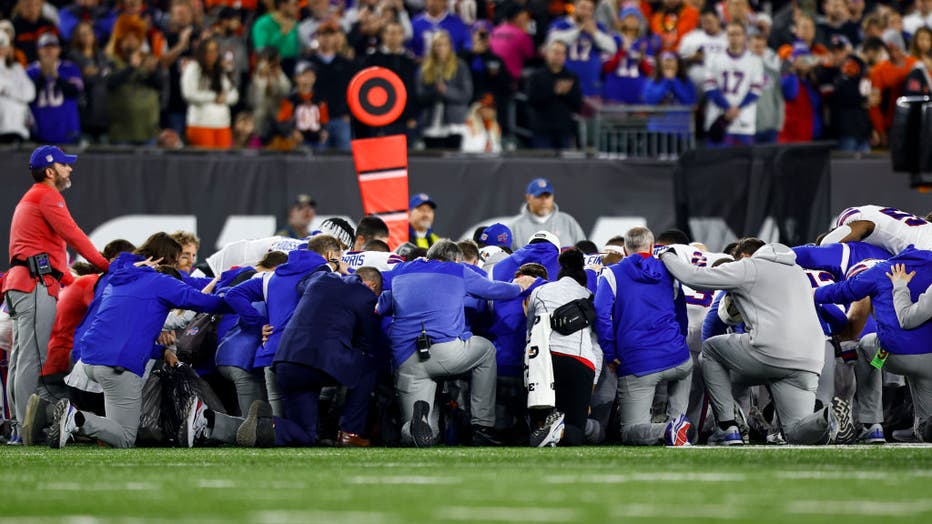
left=410, top=400, right=434, bottom=448
left=830, top=397, right=855, bottom=444
left=856, top=423, right=886, bottom=444
left=891, top=428, right=919, bottom=443
left=48, top=399, right=78, bottom=449
left=766, top=431, right=787, bottom=445
left=664, top=414, right=692, bottom=446
left=6, top=426, right=22, bottom=446
left=530, top=411, right=565, bottom=448
left=922, top=416, right=932, bottom=443
left=236, top=400, right=275, bottom=448
left=707, top=425, right=743, bottom=446
left=734, top=405, right=750, bottom=444
left=179, top=397, right=209, bottom=448
left=23, top=394, right=50, bottom=446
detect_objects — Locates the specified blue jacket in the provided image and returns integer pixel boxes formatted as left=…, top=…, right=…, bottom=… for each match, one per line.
left=71, top=252, right=143, bottom=363
left=492, top=242, right=560, bottom=285
left=814, top=246, right=932, bottom=355
left=702, top=291, right=745, bottom=341
left=224, top=250, right=329, bottom=368
left=215, top=300, right=266, bottom=371
left=378, top=259, right=523, bottom=368
left=463, top=263, right=491, bottom=336
left=275, top=272, right=380, bottom=388
left=595, top=254, right=689, bottom=376
left=80, top=264, right=229, bottom=376
left=792, top=242, right=890, bottom=282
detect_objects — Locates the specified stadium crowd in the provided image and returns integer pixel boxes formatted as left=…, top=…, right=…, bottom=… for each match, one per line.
left=2, top=146, right=932, bottom=448
left=1, top=0, right=932, bottom=150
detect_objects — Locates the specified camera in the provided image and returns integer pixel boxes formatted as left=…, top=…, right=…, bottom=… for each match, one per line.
left=416, top=324, right=432, bottom=361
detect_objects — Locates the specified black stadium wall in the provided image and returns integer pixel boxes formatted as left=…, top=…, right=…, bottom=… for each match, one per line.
left=0, top=148, right=929, bottom=264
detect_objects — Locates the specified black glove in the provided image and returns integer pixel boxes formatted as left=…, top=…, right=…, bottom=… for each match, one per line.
left=658, top=246, right=679, bottom=259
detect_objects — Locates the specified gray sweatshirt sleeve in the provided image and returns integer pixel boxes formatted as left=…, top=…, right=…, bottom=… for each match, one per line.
left=891, top=279, right=932, bottom=329
left=659, top=251, right=751, bottom=291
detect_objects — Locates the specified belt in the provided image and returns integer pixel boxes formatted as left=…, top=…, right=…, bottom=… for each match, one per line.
left=10, top=258, right=64, bottom=281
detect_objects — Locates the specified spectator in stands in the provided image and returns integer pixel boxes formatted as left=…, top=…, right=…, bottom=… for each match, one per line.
left=59, top=0, right=113, bottom=43
left=160, top=0, right=200, bottom=137
left=819, top=0, right=859, bottom=47
left=489, top=3, right=535, bottom=84
left=905, top=27, right=932, bottom=96
left=232, top=111, right=262, bottom=149
left=347, top=1, right=385, bottom=57
left=602, top=7, right=658, bottom=104
left=27, top=33, right=83, bottom=145
left=276, top=194, right=316, bottom=238
left=861, top=12, right=885, bottom=42
left=461, top=93, right=502, bottom=153
left=274, top=61, right=329, bottom=149
left=345, top=0, right=413, bottom=44
left=794, top=13, right=828, bottom=56
left=181, top=37, right=238, bottom=148
left=69, top=21, right=110, bottom=142
left=778, top=42, right=823, bottom=143
left=248, top=46, right=291, bottom=141
left=547, top=0, right=618, bottom=98
left=361, top=20, right=418, bottom=138
left=824, top=35, right=870, bottom=152
left=904, top=0, right=932, bottom=37
left=410, top=0, right=471, bottom=58
left=296, top=0, right=342, bottom=52
left=0, top=19, right=27, bottom=67
left=459, top=20, right=511, bottom=112
left=869, top=31, right=916, bottom=148
left=510, top=178, right=586, bottom=249
left=650, top=0, right=699, bottom=51
left=251, top=0, right=301, bottom=71
left=12, top=0, right=58, bottom=63
left=703, top=21, right=763, bottom=146
left=417, top=30, right=472, bottom=149
left=308, top=20, right=356, bottom=151
left=642, top=51, right=695, bottom=105
left=526, top=40, right=582, bottom=150
left=105, top=15, right=164, bottom=145
left=679, top=7, right=728, bottom=95
left=408, top=193, right=440, bottom=248
left=749, top=33, right=784, bottom=144
left=0, top=29, right=34, bottom=143
left=212, top=7, right=249, bottom=90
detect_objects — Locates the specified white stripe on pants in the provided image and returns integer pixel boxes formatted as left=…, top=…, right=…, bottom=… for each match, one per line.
left=81, top=365, right=145, bottom=448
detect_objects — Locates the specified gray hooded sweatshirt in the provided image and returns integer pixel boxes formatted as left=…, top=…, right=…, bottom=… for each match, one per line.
left=659, top=243, right=824, bottom=374
left=509, top=203, right=586, bottom=250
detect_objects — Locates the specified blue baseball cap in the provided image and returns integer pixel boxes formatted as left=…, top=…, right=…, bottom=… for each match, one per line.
left=480, top=223, right=512, bottom=248
left=526, top=178, right=554, bottom=197
left=29, top=145, right=77, bottom=170
left=409, top=193, right=436, bottom=210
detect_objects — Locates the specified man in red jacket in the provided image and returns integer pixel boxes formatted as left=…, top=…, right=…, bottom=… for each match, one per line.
left=2, top=145, right=108, bottom=444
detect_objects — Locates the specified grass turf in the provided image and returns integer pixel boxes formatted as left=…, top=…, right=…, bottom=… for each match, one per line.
left=1, top=445, right=931, bottom=523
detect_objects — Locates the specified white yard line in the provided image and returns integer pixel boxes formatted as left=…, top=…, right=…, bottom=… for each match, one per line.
left=345, top=475, right=461, bottom=485
left=787, top=499, right=932, bottom=516
left=253, top=510, right=395, bottom=524
left=543, top=472, right=747, bottom=483
left=435, top=506, right=579, bottom=522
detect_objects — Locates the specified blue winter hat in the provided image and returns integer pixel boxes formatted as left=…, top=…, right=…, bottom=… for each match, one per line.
left=618, top=6, right=644, bottom=24
left=526, top=178, right=554, bottom=197
left=480, top=223, right=513, bottom=248
left=29, top=145, right=77, bottom=170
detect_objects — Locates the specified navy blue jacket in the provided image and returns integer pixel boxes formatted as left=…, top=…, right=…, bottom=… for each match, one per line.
left=275, top=272, right=380, bottom=388
left=814, top=246, right=932, bottom=355
left=594, top=253, right=689, bottom=376
left=80, top=264, right=229, bottom=376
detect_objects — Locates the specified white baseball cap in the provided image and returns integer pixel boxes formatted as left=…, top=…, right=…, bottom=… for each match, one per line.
left=527, top=230, right=560, bottom=252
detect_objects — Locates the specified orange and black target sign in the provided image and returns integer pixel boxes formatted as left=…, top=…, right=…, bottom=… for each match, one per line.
left=347, top=67, right=407, bottom=127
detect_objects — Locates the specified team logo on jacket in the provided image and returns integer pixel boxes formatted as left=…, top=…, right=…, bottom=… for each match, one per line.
left=186, top=327, right=200, bottom=336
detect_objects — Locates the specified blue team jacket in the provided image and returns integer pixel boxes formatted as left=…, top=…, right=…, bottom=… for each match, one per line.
left=595, top=254, right=690, bottom=376
left=793, top=242, right=891, bottom=281
left=80, top=263, right=229, bottom=376
left=814, top=246, right=932, bottom=355
left=71, top=252, right=143, bottom=363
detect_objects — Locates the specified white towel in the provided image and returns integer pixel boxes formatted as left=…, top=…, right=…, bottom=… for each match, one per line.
left=525, top=312, right=556, bottom=409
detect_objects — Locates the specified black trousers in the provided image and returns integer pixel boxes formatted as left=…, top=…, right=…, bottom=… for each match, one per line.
left=552, top=353, right=595, bottom=446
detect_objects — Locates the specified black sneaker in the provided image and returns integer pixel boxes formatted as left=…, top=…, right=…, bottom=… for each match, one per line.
left=921, top=416, right=932, bottom=443
left=471, top=424, right=503, bottom=447
left=48, top=399, right=78, bottom=449
left=236, top=400, right=274, bottom=448
left=830, top=397, right=855, bottom=444
left=410, top=400, right=434, bottom=448
left=530, top=411, right=565, bottom=448
left=23, top=394, right=50, bottom=446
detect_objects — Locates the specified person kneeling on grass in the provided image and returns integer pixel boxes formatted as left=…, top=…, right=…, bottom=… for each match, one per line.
left=47, top=262, right=237, bottom=449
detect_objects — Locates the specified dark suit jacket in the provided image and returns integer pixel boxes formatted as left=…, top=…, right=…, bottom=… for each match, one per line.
left=274, top=271, right=379, bottom=388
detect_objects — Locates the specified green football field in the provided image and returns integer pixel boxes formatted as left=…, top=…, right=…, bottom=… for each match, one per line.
left=1, top=445, right=931, bottom=523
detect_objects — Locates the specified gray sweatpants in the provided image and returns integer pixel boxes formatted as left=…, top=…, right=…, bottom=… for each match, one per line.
left=81, top=365, right=145, bottom=448
left=816, top=339, right=836, bottom=406
left=396, top=336, right=496, bottom=444
left=4, top=285, right=57, bottom=427
left=263, top=367, right=283, bottom=418
left=855, top=333, right=932, bottom=440
left=702, top=334, right=830, bottom=445
left=618, top=358, right=693, bottom=445
left=218, top=366, right=267, bottom=415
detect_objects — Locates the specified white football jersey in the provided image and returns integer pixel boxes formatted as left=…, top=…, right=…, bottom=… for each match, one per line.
left=678, top=29, right=728, bottom=60
left=703, top=49, right=764, bottom=136
left=656, top=244, right=732, bottom=333
left=341, top=250, right=404, bottom=272
left=834, top=205, right=932, bottom=254
left=203, top=236, right=303, bottom=275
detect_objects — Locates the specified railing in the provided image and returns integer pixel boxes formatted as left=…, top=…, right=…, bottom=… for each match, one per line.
left=590, top=103, right=696, bottom=160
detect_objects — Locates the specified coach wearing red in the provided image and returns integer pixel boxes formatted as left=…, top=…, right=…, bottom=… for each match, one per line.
left=2, top=145, right=108, bottom=444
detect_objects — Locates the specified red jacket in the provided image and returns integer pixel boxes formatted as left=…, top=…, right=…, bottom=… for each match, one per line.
left=42, top=273, right=99, bottom=377
left=3, top=183, right=108, bottom=298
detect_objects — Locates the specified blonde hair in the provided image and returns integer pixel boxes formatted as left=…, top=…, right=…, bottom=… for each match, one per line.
left=421, top=31, right=457, bottom=84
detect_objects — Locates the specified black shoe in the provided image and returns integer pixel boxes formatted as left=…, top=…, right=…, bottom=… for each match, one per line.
left=922, top=416, right=932, bottom=443
left=410, top=400, right=433, bottom=448
left=23, top=394, right=50, bottom=446
left=471, top=424, right=503, bottom=446
left=236, top=400, right=274, bottom=448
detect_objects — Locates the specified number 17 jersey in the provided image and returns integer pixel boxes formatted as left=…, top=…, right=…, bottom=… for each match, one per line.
left=703, top=49, right=763, bottom=136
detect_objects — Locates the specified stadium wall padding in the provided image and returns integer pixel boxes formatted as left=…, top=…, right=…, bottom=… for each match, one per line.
left=0, top=150, right=928, bottom=263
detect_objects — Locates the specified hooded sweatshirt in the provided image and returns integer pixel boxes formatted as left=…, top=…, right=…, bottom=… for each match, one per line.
left=595, top=253, right=689, bottom=376
left=71, top=252, right=143, bottom=363
left=224, top=249, right=329, bottom=368
left=80, top=264, right=229, bottom=376
left=508, top=203, right=586, bottom=251
left=660, top=243, right=825, bottom=374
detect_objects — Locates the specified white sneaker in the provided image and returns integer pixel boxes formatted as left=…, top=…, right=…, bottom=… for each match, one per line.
left=857, top=423, right=886, bottom=444
left=530, top=411, right=565, bottom=448
left=180, top=397, right=209, bottom=448
left=707, top=425, right=743, bottom=446
left=48, top=399, right=78, bottom=449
